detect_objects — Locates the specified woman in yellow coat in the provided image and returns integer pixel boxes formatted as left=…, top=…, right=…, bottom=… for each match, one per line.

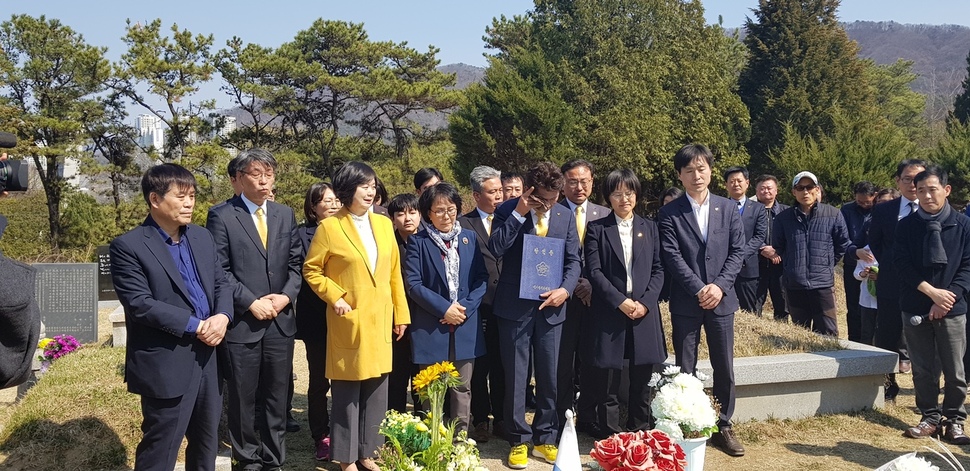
left=303, top=161, right=410, bottom=471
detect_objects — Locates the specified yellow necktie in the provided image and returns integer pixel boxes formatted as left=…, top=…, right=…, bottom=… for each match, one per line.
left=486, top=214, right=493, bottom=236
left=535, top=214, right=548, bottom=237
left=576, top=205, right=586, bottom=244
left=255, top=207, right=268, bottom=249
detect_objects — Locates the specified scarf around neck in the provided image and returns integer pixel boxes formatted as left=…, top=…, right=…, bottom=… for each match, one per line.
left=917, top=202, right=951, bottom=267
left=428, top=220, right=463, bottom=302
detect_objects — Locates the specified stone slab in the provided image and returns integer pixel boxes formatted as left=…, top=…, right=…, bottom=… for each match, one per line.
left=110, top=305, right=126, bottom=347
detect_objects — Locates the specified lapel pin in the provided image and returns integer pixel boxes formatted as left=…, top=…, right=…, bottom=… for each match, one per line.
left=462, top=237, right=469, bottom=245
left=714, top=207, right=720, bottom=211
left=637, top=232, right=643, bottom=238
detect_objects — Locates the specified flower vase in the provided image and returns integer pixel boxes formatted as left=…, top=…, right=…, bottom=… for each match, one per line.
left=678, top=437, right=708, bottom=471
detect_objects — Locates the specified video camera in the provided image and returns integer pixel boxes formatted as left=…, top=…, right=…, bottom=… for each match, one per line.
left=0, top=131, right=28, bottom=192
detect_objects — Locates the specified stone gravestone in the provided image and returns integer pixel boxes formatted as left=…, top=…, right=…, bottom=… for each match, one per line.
left=33, top=263, right=98, bottom=344
left=96, top=245, right=117, bottom=301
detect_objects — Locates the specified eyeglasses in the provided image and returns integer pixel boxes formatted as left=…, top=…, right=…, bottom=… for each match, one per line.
left=609, top=191, right=637, bottom=200
left=899, top=177, right=915, bottom=184
left=793, top=184, right=817, bottom=192
left=321, top=198, right=339, bottom=207
left=566, top=179, right=592, bottom=188
left=432, top=207, right=458, bottom=218
left=245, top=171, right=275, bottom=181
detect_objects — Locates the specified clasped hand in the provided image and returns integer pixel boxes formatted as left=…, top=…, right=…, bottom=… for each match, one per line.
left=697, top=284, right=724, bottom=310
left=440, top=302, right=467, bottom=325
left=539, top=287, right=569, bottom=310
left=619, top=298, right=647, bottom=319
left=249, top=294, right=289, bottom=320
left=196, top=313, right=230, bottom=346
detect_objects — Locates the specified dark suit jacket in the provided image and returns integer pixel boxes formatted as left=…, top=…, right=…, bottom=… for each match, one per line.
left=372, top=204, right=390, bottom=218
left=583, top=214, right=666, bottom=368
left=206, top=196, right=302, bottom=343
left=487, top=197, right=582, bottom=324
left=110, top=220, right=234, bottom=399
left=657, top=193, right=745, bottom=317
left=558, top=199, right=610, bottom=258
left=868, top=197, right=909, bottom=301
left=404, top=228, right=489, bottom=363
left=295, top=223, right=326, bottom=342
left=736, top=199, right=767, bottom=279
left=458, top=210, right=501, bottom=306
left=840, top=201, right=872, bottom=267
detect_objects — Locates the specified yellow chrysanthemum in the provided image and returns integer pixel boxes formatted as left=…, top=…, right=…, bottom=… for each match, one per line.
left=38, top=338, right=52, bottom=349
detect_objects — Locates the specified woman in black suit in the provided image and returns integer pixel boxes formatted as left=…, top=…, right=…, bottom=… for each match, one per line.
left=582, top=169, right=667, bottom=436
left=296, top=182, right=340, bottom=461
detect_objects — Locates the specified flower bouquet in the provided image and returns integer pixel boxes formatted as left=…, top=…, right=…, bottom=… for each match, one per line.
left=649, top=365, right=719, bottom=442
left=589, top=429, right=687, bottom=471
left=37, top=334, right=81, bottom=373
left=877, top=438, right=966, bottom=471
left=377, top=361, right=485, bottom=471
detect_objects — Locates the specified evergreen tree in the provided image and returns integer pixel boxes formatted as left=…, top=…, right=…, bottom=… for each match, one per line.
left=739, top=0, right=872, bottom=174
left=451, top=0, right=750, bottom=198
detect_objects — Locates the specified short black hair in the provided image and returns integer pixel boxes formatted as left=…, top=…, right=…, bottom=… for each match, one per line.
left=374, top=176, right=388, bottom=206
left=914, top=165, right=948, bottom=187
left=673, top=144, right=714, bottom=173
left=895, top=159, right=928, bottom=178
left=501, top=172, right=523, bottom=186
left=227, top=156, right=242, bottom=178
left=852, top=181, right=877, bottom=196
left=723, top=166, right=748, bottom=181
left=413, top=167, right=443, bottom=191
left=601, top=169, right=641, bottom=202
left=387, top=193, right=419, bottom=215
left=659, top=187, right=684, bottom=204
left=303, top=182, right=334, bottom=225
left=754, top=174, right=779, bottom=187
left=418, top=182, right=462, bottom=224
left=332, top=161, right=378, bottom=207
left=525, top=162, right=564, bottom=192
left=561, top=159, right=594, bottom=176
left=235, top=148, right=278, bottom=176
left=142, top=163, right=197, bottom=204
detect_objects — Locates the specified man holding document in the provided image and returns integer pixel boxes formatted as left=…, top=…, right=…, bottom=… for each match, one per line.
left=488, top=161, right=582, bottom=469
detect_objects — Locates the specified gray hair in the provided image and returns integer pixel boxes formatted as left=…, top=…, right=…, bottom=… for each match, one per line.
left=235, top=148, right=278, bottom=175
left=469, top=165, right=501, bottom=193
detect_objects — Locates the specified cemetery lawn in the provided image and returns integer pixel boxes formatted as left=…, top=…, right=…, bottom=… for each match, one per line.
left=1, top=279, right=969, bottom=469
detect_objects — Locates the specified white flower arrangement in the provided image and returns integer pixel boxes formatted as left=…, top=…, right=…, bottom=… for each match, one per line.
left=877, top=439, right=966, bottom=471
left=649, top=365, right=719, bottom=441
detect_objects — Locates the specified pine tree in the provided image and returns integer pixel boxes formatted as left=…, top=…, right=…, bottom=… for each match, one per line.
left=739, top=0, right=872, bottom=174
left=951, top=49, right=970, bottom=126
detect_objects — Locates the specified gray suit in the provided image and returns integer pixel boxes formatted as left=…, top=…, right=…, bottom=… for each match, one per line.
left=658, top=193, right=745, bottom=427
left=206, top=196, right=302, bottom=470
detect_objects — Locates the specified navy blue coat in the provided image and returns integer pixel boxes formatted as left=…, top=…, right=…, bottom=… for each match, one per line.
left=487, top=198, right=582, bottom=325
left=583, top=214, right=667, bottom=369
left=404, top=228, right=488, bottom=363
left=772, top=203, right=850, bottom=290
left=658, top=193, right=746, bottom=317
left=894, top=207, right=970, bottom=317
left=110, top=220, right=234, bottom=399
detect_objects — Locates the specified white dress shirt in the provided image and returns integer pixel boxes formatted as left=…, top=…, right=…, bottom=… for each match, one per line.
left=898, top=197, right=918, bottom=221
left=350, top=211, right=379, bottom=273
left=512, top=208, right=550, bottom=233
left=476, top=207, right=493, bottom=235
left=240, top=193, right=268, bottom=230
left=616, top=214, right=634, bottom=295
left=688, top=191, right=711, bottom=242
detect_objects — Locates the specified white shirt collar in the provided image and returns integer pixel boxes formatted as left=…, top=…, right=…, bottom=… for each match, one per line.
left=476, top=207, right=492, bottom=220
left=565, top=199, right=588, bottom=213
left=240, top=193, right=266, bottom=215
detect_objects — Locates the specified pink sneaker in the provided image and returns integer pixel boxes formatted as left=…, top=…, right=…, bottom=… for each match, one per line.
left=315, top=436, right=331, bottom=461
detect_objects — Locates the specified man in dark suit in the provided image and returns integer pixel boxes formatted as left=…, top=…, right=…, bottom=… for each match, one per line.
left=840, top=181, right=877, bottom=342
left=754, top=175, right=790, bottom=320
left=206, top=149, right=302, bottom=471
left=870, top=159, right=927, bottom=401
left=488, top=162, right=582, bottom=468
left=111, top=163, right=233, bottom=471
left=460, top=165, right=507, bottom=443
left=723, top=167, right=767, bottom=314
left=556, top=159, right=609, bottom=436
left=658, top=144, right=746, bottom=457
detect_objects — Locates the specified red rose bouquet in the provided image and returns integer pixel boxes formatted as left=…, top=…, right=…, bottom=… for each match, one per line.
left=590, top=429, right=687, bottom=471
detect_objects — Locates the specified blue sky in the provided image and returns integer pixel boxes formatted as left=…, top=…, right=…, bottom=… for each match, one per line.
left=8, top=0, right=970, bottom=110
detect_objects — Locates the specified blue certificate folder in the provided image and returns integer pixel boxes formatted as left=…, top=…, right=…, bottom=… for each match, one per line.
left=519, top=234, right=565, bottom=301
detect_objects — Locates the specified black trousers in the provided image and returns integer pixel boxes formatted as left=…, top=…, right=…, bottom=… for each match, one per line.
left=556, top=297, right=586, bottom=433
left=303, top=339, right=331, bottom=440
left=471, top=306, right=505, bottom=425
left=788, top=287, right=838, bottom=336
left=735, top=276, right=760, bottom=314
left=756, top=261, right=788, bottom=321
left=223, top=324, right=294, bottom=470
left=135, top=347, right=221, bottom=471
left=843, top=271, right=863, bottom=342
left=388, top=329, right=420, bottom=414
left=672, top=310, right=735, bottom=427
left=584, top=363, right=654, bottom=434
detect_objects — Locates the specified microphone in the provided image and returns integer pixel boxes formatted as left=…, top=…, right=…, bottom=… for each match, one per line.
left=909, top=315, right=931, bottom=326
left=0, top=131, right=16, bottom=149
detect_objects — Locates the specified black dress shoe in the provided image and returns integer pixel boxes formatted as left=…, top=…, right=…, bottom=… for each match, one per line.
left=885, top=376, right=900, bottom=402
left=712, top=428, right=745, bottom=457
left=903, top=421, right=939, bottom=439
left=492, top=420, right=507, bottom=441
left=943, top=422, right=970, bottom=445
left=286, top=416, right=301, bottom=433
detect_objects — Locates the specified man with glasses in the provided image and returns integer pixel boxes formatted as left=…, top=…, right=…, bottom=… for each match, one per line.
left=772, top=171, right=850, bottom=336
left=870, top=159, right=928, bottom=401
left=556, top=159, right=609, bottom=438
left=206, top=149, right=302, bottom=471
left=488, top=162, right=581, bottom=468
